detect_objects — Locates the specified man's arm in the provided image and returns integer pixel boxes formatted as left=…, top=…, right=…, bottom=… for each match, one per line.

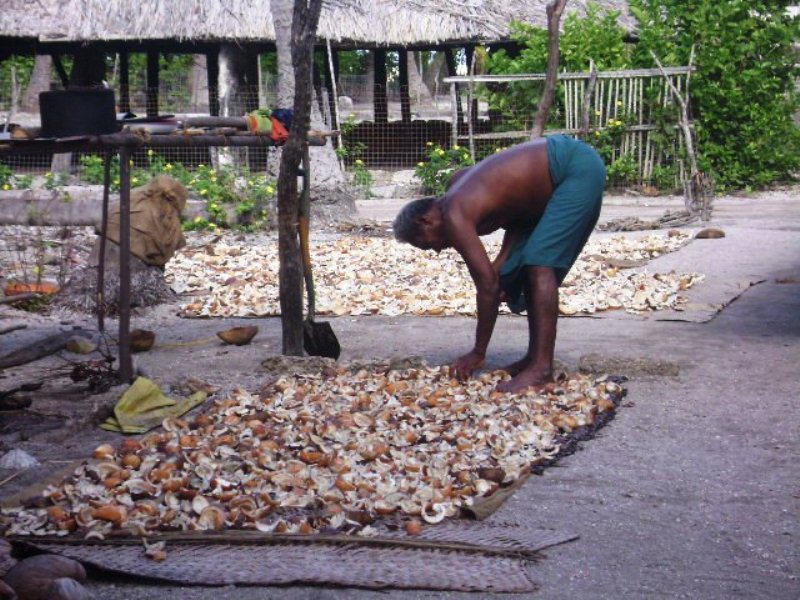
left=443, top=209, right=500, bottom=378
left=492, top=228, right=522, bottom=273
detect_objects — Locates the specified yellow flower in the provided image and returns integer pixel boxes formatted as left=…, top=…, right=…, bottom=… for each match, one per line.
left=200, top=189, right=207, bottom=196
left=114, top=179, right=120, bottom=185
left=616, top=100, right=623, bottom=107
left=426, top=141, right=433, bottom=146
left=355, top=159, right=363, bottom=166
left=208, top=223, right=217, bottom=229
left=32, top=265, right=41, bottom=276
left=437, top=149, right=445, bottom=156
left=595, top=131, right=601, bottom=137
left=165, top=163, right=173, bottom=171
left=595, top=110, right=602, bottom=116
left=495, top=148, right=502, bottom=153
left=453, top=144, right=460, bottom=150
left=417, top=162, right=425, bottom=167
left=2, top=184, right=10, bottom=190
left=463, top=154, right=469, bottom=161
left=147, top=149, right=154, bottom=157
left=266, top=186, right=275, bottom=195
left=209, top=202, right=218, bottom=209
left=194, top=216, right=203, bottom=223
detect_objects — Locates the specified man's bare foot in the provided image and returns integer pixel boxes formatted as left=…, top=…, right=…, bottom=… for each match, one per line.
left=499, top=356, right=532, bottom=377
left=496, top=366, right=554, bottom=393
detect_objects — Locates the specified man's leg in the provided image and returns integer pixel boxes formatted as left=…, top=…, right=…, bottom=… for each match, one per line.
left=497, top=265, right=557, bottom=393
left=500, top=278, right=536, bottom=376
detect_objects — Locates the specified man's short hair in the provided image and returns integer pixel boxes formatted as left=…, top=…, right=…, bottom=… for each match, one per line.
left=393, top=196, right=436, bottom=243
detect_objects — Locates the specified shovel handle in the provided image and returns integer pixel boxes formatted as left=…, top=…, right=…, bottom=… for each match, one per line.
left=298, top=146, right=316, bottom=320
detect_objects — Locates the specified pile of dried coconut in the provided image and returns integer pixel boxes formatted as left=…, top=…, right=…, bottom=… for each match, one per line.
left=166, top=232, right=702, bottom=318
left=2, top=367, right=622, bottom=541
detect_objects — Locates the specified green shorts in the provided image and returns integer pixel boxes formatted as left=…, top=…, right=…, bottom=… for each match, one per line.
left=499, top=134, right=606, bottom=313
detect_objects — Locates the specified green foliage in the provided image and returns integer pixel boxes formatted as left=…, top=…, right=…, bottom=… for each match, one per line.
left=79, top=152, right=275, bottom=231
left=585, top=109, right=630, bottom=163
left=414, top=143, right=475, bottom=196
left=484, top=5, right=630, bottom=131
left=0, top=56, right=34, bottom=100
left=650, top=164, right=679, bottom=192
left=0, top=164, right=12, bottom=189
left=43, top=171, right=69, bottom=190
left=607, top=153, right=638, bottom=187
left=629, top=0, right=800, bottom=189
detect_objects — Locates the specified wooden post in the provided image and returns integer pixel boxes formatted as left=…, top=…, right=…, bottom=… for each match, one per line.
left=398, top=50, right=411, bottom=123
left=118, top=145, right=133, bottom=382
left=119, top=51, right=130, bottom=113
left=444, top=47, right=463, bottom=130
left=580, top=60, right=598, bottom=138
left=531, top=0, right=568, bottom=139
left=373, top=48, right=388, bottom=123
left=324, top=41, right=340, bottom=133
left=207, top=48, right=220, bottom=116
left=277, top=0, right=323, bottom=356
left=146, top=50, right=159, bottom=118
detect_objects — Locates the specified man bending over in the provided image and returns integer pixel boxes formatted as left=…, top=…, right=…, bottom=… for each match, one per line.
left=393, top=135, right=606, bottom=393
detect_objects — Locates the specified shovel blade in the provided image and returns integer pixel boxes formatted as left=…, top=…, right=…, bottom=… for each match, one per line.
left=303, top=320, right=341, bottom=360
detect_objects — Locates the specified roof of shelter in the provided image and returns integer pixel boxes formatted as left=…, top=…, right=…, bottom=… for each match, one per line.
left=0, top=0, right=635, bottom=46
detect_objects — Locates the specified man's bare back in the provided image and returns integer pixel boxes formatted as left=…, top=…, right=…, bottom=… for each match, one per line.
left=443, top=139, right=554, bottom=236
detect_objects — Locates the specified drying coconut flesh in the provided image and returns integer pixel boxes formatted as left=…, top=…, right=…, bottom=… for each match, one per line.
left=166, top=232, right=703, bottom=318
left=1, top=367, right=622, bottom=540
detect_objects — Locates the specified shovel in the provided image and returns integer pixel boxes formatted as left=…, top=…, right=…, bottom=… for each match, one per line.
left=298, top=147, right=341, bottom=359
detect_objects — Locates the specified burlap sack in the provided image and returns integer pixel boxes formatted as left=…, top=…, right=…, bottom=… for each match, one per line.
left=101, top=175, right=188, bottom=267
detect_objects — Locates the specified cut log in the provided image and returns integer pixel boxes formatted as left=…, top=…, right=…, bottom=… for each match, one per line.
left=0, top=330, right=79, bottom=369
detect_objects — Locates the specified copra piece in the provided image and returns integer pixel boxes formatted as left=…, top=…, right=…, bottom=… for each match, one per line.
left=167, top=232, right=702, bottom=318
left=1, top=368, right=622, bottom=539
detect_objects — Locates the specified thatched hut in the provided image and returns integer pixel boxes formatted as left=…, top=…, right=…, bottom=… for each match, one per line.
left=1, top=0, right=634, bottom=165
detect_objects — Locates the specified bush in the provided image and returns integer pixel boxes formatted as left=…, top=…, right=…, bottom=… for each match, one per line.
left=630, top=0, right=800, bottom=189
left=414, top=143, right=475, bottom=196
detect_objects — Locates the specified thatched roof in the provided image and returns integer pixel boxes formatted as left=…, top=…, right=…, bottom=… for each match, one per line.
left=0, top=0, right=634, bottom=46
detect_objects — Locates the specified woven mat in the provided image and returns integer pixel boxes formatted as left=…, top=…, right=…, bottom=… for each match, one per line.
left=8, top=387, right=624, bottom=592
left=23, top=524, right=578, bottom=592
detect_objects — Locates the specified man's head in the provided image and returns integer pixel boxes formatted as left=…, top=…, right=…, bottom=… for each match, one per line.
left=393, top=196, right=449, bottom=252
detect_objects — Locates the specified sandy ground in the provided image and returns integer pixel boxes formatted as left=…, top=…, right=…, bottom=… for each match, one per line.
left=0, top=187, right=798, bottom=599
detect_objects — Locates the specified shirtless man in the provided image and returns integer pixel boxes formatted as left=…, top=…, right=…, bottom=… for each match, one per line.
left=392, top=135, right=606, bottom=393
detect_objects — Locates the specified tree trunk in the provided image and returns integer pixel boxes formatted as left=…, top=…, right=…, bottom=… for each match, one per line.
left=407, top=51, right=433, bottom=107
left=217, top=44, right=259, bottom=168
left=273, top=3, right=351, bottom=214
left=22, top=55, right=52, bottom=112
left=275, top=0, right=323, bottom=355
left=531, top=0, right=568, bottom=139
left=189, top=54, right=210, bottom=113
left=422, top=51, right=446, bottom=100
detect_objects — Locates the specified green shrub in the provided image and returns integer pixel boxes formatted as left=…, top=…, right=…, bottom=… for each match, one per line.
left=630, top=0, right=800, bottom=189
left=414, top=143, right=475, bottom=196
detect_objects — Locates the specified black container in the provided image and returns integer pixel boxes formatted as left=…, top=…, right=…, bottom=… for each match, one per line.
left=39, top=89, right=119, bottom=137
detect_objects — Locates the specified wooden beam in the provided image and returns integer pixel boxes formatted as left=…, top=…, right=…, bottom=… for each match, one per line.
left=119, top=51, right=130, bottom=113
left=373, top=48, right=388, bottom=124
left=146, top=50, right=159, bottom=118
left=398, top=50, right=411, bottom=123
left=207, top=48, right=220, bottom=116
left=444, top=47, right=463, bottom=127
left=50, top=54, right=70, bottom=89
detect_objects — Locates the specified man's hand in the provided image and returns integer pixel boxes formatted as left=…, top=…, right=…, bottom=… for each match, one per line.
left=450, top=349, right=485, bottom=381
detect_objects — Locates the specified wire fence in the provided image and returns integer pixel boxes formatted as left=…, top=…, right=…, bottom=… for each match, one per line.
left=1, top=61, right=692, bottom=201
